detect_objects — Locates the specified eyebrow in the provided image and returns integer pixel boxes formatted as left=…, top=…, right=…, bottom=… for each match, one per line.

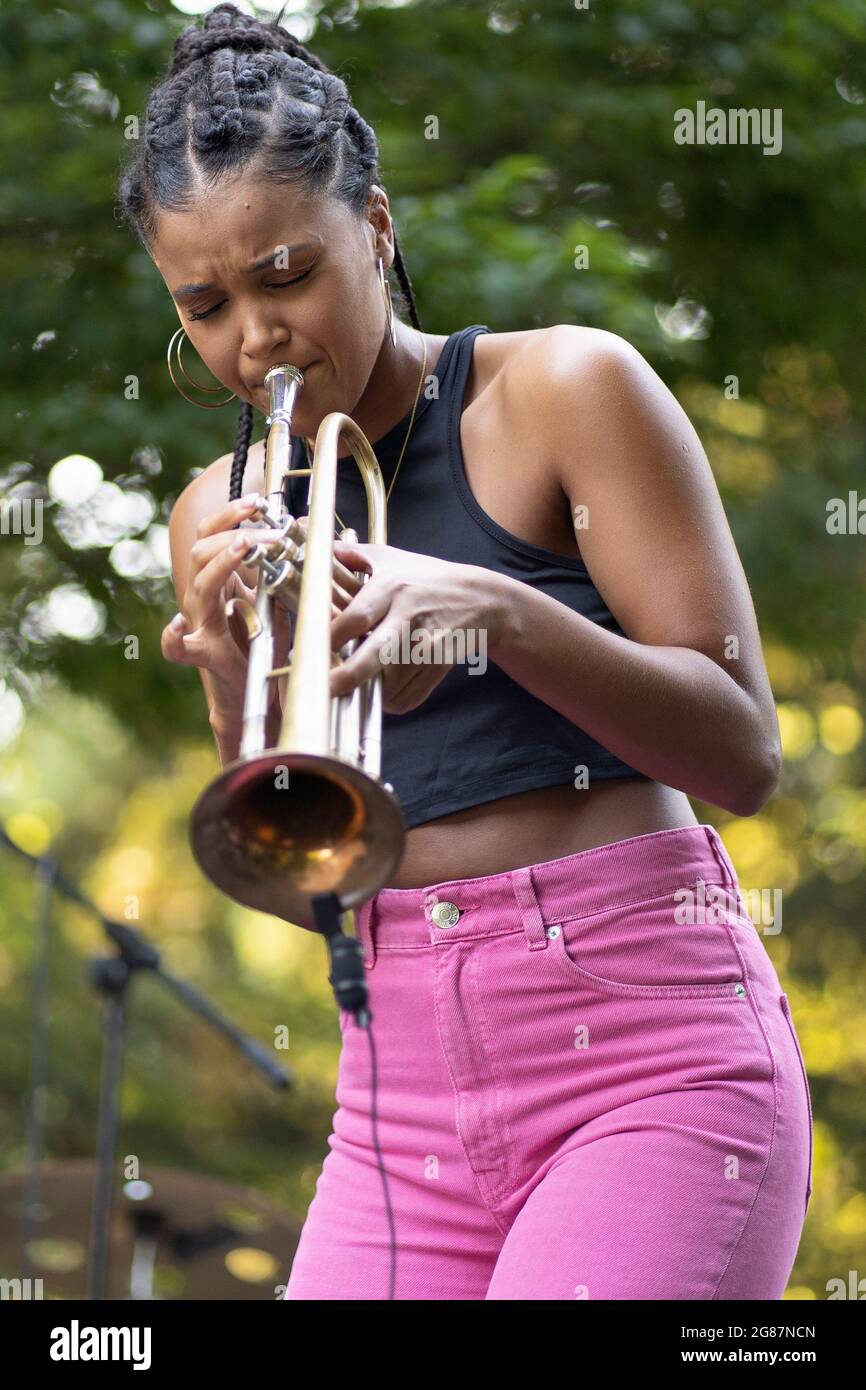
left=171, top=242, right=319, bottom=300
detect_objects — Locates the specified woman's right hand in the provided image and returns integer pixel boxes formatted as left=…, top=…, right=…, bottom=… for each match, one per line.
left=162, top=486, right=362, bottom=736
left=161, top=492, right=289, bottom=715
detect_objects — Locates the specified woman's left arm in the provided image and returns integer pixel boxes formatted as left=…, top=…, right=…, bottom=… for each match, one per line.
left=481, top=326, right=782, bottom=818
left=329, top=327, right=781, bottom=818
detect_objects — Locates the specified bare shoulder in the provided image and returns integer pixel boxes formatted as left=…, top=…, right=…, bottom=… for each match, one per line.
left=490, top=323, right=694, bottom=482
left=467, top=324, right=642, bottom=504
left=472, top=322, right=638, bottom=422
left=477, top=322, right=634, bottom=378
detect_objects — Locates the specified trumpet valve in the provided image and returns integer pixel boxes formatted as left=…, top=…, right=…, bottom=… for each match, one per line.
left=265, top=557, right=303, bottom=608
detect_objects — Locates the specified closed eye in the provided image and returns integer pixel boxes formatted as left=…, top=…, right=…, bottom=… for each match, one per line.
left=187, top=267, right=314, bottom=322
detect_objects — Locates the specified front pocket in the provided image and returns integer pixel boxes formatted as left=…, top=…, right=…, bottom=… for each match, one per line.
left=780, top=992, right=814, bottom=1213
left=548, top=887, right=749, bottom=999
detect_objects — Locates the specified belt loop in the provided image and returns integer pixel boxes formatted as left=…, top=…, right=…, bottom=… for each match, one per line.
left=511, top=865, right=548, bottom=951
left=703, top=825, right=743, bottom=914
left=354, top=897, right=377, bottom=969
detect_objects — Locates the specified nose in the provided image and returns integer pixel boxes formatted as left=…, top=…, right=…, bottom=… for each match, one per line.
left=239, top=309, right=292, bottom=368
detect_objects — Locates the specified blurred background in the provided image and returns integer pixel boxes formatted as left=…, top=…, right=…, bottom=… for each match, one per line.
left=1, top=0, right=864, bottom=1298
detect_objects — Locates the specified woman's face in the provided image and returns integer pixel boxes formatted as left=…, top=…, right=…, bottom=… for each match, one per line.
left=151, top=172, right=393, bottom=429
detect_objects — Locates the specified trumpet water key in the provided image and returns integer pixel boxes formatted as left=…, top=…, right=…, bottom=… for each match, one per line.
left=189, top=363, right=406, bottom=931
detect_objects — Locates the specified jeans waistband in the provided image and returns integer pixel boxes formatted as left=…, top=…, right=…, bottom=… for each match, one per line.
left=352, top=823, right=741, bottom=968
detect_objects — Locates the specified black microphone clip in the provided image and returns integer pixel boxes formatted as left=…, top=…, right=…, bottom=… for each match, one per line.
left=311, top=893, right=371, bottom=1028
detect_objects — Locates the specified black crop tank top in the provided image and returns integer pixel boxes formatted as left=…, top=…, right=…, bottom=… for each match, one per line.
left=287, top=324, right=650, bottom=830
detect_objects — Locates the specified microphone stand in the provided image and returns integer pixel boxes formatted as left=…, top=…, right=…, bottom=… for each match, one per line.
left=1, top=825, right=292, bottom=1301
left=19, top=851, right=57, bottom=1286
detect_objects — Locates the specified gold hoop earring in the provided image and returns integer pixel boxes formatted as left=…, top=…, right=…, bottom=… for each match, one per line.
left=167, top=327, right=237, bottom=409
left=377, top=256, right=397, bottom=348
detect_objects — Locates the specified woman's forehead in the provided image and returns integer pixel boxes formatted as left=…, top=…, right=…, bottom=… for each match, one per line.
left=151, top=183, right=343, bottom=274
left=154, top=177, right=322, bottom=240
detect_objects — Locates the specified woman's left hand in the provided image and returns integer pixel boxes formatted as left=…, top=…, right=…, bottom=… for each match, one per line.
left=328, top=540, right=502, bottom=714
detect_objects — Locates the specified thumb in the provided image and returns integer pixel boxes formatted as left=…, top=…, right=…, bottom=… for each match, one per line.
left=161, top=613, right=193, bottom=665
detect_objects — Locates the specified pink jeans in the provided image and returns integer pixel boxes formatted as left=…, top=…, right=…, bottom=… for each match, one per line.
left=284, top=824, right=812, bottom=1300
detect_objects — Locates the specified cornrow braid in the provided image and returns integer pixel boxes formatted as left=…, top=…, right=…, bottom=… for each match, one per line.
left=229, top=388, right=255, bottom=503
left=116, top=1, right=422, bottom=503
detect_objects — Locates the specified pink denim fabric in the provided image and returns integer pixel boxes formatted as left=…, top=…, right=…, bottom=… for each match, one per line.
left=284, top=824, right=812, bottom=1300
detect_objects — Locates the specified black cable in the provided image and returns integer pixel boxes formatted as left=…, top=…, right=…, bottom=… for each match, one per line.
left=364, top=1015, right=397, bottom=1300
left=314, top=892, right=397, bottom=1299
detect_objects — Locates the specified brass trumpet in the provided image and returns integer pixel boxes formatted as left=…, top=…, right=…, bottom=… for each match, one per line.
left=189, top=364, right=406, bottom=930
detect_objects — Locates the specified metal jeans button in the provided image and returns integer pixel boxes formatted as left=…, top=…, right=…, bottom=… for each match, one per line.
left=431, top=900, right=461, bottom=929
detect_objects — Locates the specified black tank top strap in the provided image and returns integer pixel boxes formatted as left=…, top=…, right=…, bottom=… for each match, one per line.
left=286, top=324, right=649, bottom=829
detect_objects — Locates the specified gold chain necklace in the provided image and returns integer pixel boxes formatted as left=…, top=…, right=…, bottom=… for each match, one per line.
left=302, top=331, right=429, bottom=534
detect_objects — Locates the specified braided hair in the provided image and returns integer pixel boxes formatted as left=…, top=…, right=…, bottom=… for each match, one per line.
left=118, top=2, right=422, bottom=501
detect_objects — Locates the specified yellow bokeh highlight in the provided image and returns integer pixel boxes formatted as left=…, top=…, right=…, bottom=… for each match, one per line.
left=834, top=1192, right=866, bottom=1240
left=708, top=440, right=778, bottom=497
left=224, top=1247, right=279, bottom=1284
left=798, top=1026, right=845, bottom=1075
left=0, top=754, right=38, bottom=799
left=680, top=383, right=768, bottom=438
left=776, top=703, right=816, bottom=760
left=103, top=845, right=156, bottom=893
left=763, top=643, right=814, bottom=697
left=230, top=908, right=315, bottom=983
left=721, top=817, right=799, bottom=895
left=818, top=704, right=863, bottom=756
left=4, top=811, right=52, bottom=856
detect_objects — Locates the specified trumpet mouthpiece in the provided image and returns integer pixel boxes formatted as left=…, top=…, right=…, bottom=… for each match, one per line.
left=265, top=364, right=304, bottom=429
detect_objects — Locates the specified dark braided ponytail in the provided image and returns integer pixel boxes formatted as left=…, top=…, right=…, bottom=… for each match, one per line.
left=118, top=2, right=422, bottom=502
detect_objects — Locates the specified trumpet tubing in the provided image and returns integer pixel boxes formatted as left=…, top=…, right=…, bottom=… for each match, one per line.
left=189, top=364, right=405, bottom=930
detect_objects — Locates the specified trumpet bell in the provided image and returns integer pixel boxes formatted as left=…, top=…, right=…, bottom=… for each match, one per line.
left=189, top=751, right=405, bottom=930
